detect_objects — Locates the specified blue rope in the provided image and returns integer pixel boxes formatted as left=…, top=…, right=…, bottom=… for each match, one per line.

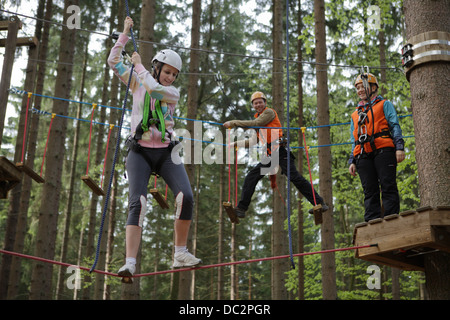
left=9, top=86, right=413, bottom=131
left=286, top=0, right=294, bottom=270
left=90, top=0, right=137, bottom=273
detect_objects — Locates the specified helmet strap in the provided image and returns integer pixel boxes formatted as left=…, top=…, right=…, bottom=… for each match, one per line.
left=152, top=61, right=163, bottom=84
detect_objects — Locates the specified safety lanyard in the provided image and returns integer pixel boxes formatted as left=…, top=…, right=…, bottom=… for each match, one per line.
left=142, top=92, right=166, bottom=142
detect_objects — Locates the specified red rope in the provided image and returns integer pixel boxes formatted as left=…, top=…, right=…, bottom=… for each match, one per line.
left=20, top=92, right=32, bottom=163
left=85, top=104, right=97, bottom=176
left=227, top=129, right=231, bottom=203
left=100, top=124, right=114, bottom=187
left=0, top=244, right=376, bottom=279
left=235, top=146, right=238, bottom=205
left=0, top=249, right=117, bottom=277
left=40, top=114, right=55, bottom=177
left=301, top=128, right=317, bottom=206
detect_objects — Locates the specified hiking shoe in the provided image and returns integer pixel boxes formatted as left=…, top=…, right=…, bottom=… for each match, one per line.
left=308, top=204, right=329, bottom=214
left=173, top=251, right=202, bottom=268
left=118, top=263, right=135, bottom=277
left=234, top=207, right=246, bottom=218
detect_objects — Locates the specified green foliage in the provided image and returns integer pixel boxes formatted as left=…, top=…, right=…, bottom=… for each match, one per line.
left=1, top=0, right=425, bottom=300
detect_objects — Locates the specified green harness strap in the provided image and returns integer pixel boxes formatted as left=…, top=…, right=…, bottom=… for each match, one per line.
left=142, top=92, right=166, bottom=142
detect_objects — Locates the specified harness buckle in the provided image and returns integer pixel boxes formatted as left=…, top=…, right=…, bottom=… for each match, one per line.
left=358, top=112, right=368, bottom=124
left=358, top=125, right=368, bottom=144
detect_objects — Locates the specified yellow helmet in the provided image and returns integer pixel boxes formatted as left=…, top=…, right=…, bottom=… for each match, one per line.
left=355, top=73, right=378, bottom=88
left=251, top=91, right=267, bottom=103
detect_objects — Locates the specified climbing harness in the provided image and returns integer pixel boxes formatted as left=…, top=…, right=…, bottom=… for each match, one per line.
left=134, top=92, right=168, bottom=143
left=354, top=68, right=395, bottom=158
left=356, top=67, right=377, bottom=156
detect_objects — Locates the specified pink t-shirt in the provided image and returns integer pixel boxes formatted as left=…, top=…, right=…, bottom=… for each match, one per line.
left=108, top=33, right=179, bottom=148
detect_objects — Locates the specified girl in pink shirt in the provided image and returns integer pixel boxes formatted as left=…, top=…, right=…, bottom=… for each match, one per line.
left=108, top=17, right=201, bottom=279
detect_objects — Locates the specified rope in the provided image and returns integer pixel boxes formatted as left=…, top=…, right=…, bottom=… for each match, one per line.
left=40, top=113, right=55, bottom=177
left=0, top=244, right=377, bottom=279
left=0, top=8, right=401, bottom=72
left=26, top=107, right=416, bottom=149
left=235, top=147, right=238, bottom=205
left=85, top=104, right=97, bottom=176
left=227, top=130, right=231, bottom=203
left=10, top=87, right=413, bottom=131
left=100, top=124, right=115, bottom=187
left=90, top=0, right=137, bottom=273
left=20, top=92, right=33, bottom=163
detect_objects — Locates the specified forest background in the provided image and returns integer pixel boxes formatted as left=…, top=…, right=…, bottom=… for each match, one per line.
left=0, top=0, right=423, bottom=300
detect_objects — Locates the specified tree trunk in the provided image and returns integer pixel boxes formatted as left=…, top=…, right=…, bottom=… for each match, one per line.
left=0, top=15, right=21, bottom=300
left=55, top=44, right=87, bottom=300
left=8, top=0, right=53, bottom=299
left=403, top=0, right=450, bottom=300
left=296, top=0, right=305, bottom=300
left=314, top=0, right=336, bottom=300
left=271, top=0, right=288, bottom=300
left=2, top=0, right=45, bottom=299
left=29, top=0, right=78, bottom=300
left=0, top=15, right=20, bottom=147
left=217, top=163, right=225, bottom=300
left=139, top=0, right=156, bottom=71
left=93, top=33, right=113, bottom=300
left=178, top=0, right=201, bottom=300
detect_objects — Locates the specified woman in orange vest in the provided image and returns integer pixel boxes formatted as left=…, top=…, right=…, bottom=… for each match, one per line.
left=348, top=73, right=405, bottom=222
left=224, top=92, right=328, bottom=220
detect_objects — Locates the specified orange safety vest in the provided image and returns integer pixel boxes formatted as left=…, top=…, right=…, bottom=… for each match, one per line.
left=255, top=107, right=283, bottom=144
left=352, top=99, right=394, bottom=156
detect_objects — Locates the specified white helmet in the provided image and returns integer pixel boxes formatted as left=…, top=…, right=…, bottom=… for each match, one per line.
left=152, top=49, right=182, bottom=72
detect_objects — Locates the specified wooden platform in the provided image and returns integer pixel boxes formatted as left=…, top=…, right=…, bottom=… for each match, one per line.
left=0, top=156, right=22, bottom=199
left=353, top=206, right=450, bottom=271
left=149, top=188, right=169, bottom=209
left=223, top=201, right=239, bottom=224
left=81, top=175, right=105, bottom=196
left=312, top=204, right=323, bottom=225
left=16, top=162, right=45, bottom=183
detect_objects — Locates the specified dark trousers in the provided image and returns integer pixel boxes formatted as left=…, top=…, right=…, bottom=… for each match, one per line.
left=356, top=148, right=399, bottom=221
left=237, top=146, right=323, bottom=211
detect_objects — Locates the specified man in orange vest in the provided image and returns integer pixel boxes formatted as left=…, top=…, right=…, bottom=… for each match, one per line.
left=224, top=91, right=328, bottom=220
left=348, top=73, right=405, bottom=222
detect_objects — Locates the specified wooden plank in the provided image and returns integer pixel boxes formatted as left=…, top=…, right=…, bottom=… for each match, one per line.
left=81, top=176, right=105, bottom=196
left=223, top=202, right=239, bottom=224
left=355, top=210, right=433, bottom=255
left=121, top=276, right=133, bottom=284
left=354, top=207, right=450, bottom=270
left=312, top=204, right=323, bottom=225
left=149, top=188, right=169, bottom=209
left=0, top=18, right=23, bottom=31
left=0, top=156, right=22, bottom=199
left=16, top=162, right=44, bottom=183
left=358, top=251, right=425, bottom=271
left=0, top=156, right=22, bottom=181
left=0, top=36, right=39, bottom=47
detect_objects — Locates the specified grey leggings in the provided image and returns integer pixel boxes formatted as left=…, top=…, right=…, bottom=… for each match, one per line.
left=126, top=147, right=194, bottom=226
